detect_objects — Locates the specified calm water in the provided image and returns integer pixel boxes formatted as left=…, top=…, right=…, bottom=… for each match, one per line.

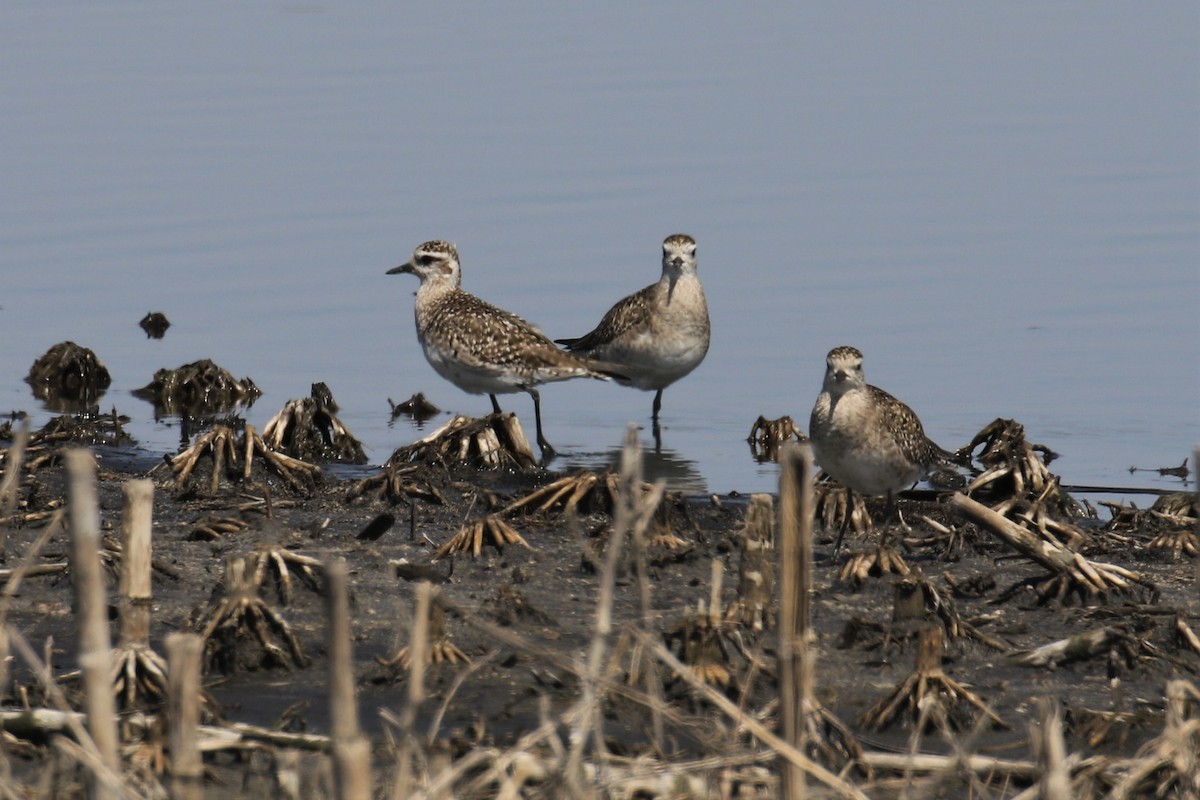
left=3, top=4, right=1198, bottom=498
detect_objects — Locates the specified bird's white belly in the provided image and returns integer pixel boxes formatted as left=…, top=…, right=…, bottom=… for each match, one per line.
left=817, top=446, right=922, bottom=496
left=423, top=343, right=522, bottom=395
left=604, top=334, right=707, bottom=391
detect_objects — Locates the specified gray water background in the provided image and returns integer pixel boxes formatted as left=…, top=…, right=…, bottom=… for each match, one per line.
left=4, top=3, right=1198, bottom=497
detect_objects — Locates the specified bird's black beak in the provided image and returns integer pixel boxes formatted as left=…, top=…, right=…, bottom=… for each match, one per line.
left=386, top=262, right=413, bottom=275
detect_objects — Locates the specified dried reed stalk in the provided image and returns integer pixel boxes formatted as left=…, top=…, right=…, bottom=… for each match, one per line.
left=567, top=426, right=664, bottom=794
left=118, top=479, right=153, bottom=644
left=0, top=417, right=31, bottom=558
left=66, top=449, right=120, bottom=800
left=637, top=629, right=869, bottom=800
left=778, top=442, right=815, bottom=799
left=1032, top=698, right=1070, bottom=800
left=729, top=493, right=775, bottom=628
left=166, top=632, right=204, bottom=800
left=628, top=428, right=666, bottom=754
left=326, top=558, right=371, bottom=800
left=391, top=581, right=432, bottom=800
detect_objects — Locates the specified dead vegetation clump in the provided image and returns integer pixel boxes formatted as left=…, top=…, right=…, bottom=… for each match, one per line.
left=813, top=480, right=873, bottom=541
left=947, top=419, right=1161, bottom=606
left=961, top=417, right=1083, bottom=518
left=955, top=491, right=1159, bottom=605
left=500, top=469, right=623, bottom=517
left=345, top=448, right=447, bottom=506
left=432, top=514, right=531, bottom=560
left=261, top=382, right=367, bottom=464
left=133, top=358, right=260, bottom=416
left=25, top=341, right=112, bottom=412
left=157, top=422, right=322, bottom=494
left=137, top=311, right=170, bottom=339
left=1070, top=680, right=1200, bottom=798
left=860, top=625, right=1005, bottom=733
left=388, top=392, right=441, bottom=423
left=191, top=556, right=309, bottom=673
left=0, top=410, right=133, bottom=473
left=837, top=543, right=911, bottom=586
left=345, top=412, right=537, bottom=507
left=746, top=414, right=806, bottom=462
left=725, top=493, right=775, bottom=629
left=389, top=412, right=537, bottom=470
left=662, top=613, right=731, bottom=688
left=375, top=586, right=470, bottom=673
left=1100, top=492, right=1198, bottom=559
left=246, top=543, right=324, bottom=606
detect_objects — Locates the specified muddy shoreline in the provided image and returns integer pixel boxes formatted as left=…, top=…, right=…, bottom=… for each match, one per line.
left=1, top=416, right=1198, bottom=797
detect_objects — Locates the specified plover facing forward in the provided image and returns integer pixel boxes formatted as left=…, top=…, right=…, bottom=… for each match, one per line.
left=388, top=240, right=616, bottom=458
left=809, top=345, right=953, bottom=550
left=555, top=234, right=710, bottom=426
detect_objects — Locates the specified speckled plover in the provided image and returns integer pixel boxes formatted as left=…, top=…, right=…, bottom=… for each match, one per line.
left=809, top=345, right=954, bottom=550
left=555, top=234, right=709, bottom=426
left=388, top=240, right=616, bottom=458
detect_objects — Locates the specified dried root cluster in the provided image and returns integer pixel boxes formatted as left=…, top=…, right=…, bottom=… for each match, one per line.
left=952, top=419, right=1160, bottom=605
left=25, top=341, right=112, bottom=411
left=261, top=382, right=366, bottom=464
left=160, top=423, right=322, bottom=494
left=1101, top=492, right=1199, bottom=559
left=192, top=556, right=309, bottom=673
left=391, top=412, right=537, bottom=470
left=345, top=450, right=446, bottom=505
left=746, top=414, right=805, bottom=462
left=961, top=418, right=1084, bottom=516
left=347, top=412, right=538, bottom=509
left=433, top=514, right=530, bottom=560
left=0, top=410, right=133, bottom=482
left=133, top=358, right=260, bottom=416
left=375, top=594, right=471, bottom=671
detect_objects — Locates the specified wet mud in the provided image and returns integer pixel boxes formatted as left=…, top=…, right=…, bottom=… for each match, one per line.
left=0, top=404, right=1197, bottom=797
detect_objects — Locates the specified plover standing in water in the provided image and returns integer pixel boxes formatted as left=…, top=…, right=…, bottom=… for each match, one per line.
left=809, top=345, right=954, bottom=551
left=555, top=234, right=710, bottom=431
left=388, top=240, right=617, bottom=459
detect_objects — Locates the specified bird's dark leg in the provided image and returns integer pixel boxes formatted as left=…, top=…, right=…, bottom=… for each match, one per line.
left=889, top=489, right=912, bottom=535
left=650, top=390, right=665, bottom=450
left=832, top=487, right=855, bottom=555
left=879, top=489, right=910, bottom=543
left=527, top=388, right=555, bottom=460
left=489, top=394, right=502, bottom=414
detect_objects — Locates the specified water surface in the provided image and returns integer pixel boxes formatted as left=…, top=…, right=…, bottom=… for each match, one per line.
left=3, top=4, right=1197, bottom=497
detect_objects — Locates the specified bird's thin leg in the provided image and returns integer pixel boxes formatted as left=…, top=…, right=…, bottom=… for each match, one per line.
left=527, top=388, right=555, bottom=459
left=833, top=487, right=854, bottom=555
left=879, top=490, right=909, bottom=542
left=489, top=394, right=502, bottom=414
left=651, top=418, right=663, bottom=452
left=651, top=389, right=663, bottom=422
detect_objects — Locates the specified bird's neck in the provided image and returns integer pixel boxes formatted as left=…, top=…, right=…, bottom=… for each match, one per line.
left=659, top=270, right=702, bottom=307
left=417, top=278, right=459, bottom=304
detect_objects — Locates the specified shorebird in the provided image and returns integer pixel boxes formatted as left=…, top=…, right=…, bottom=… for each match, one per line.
left=387, top=240, right=617, bottom=459
left=555, top=234, right=710, bottom=430
left=809, top=345, right=954, bottom=551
